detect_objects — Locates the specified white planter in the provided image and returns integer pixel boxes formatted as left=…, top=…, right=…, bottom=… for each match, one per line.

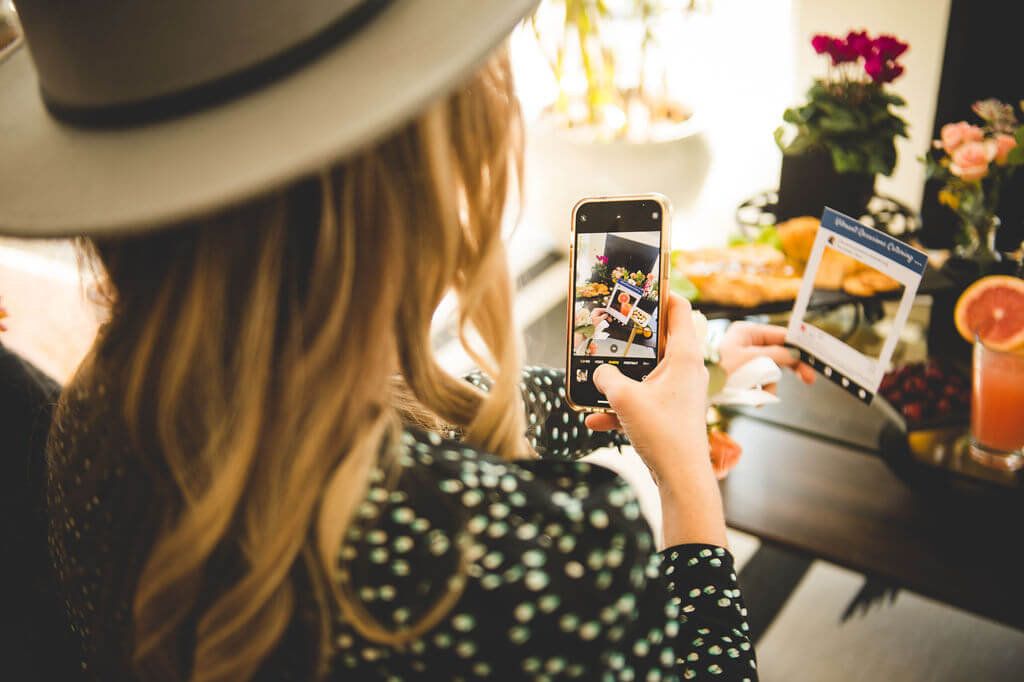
left=522, top=113, right=711, bottom=251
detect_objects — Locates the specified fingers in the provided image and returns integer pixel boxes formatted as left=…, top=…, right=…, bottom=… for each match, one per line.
left=592, top=363, right=635, bottom=404
left=756, top=345, right=803, bottom=371
left=748, top=323, right=788, bottom=346
left=664, top=293, right=699, bottom=359
left=727, top=321, right=788, bottom=347
left=584, top=412, right=622, bottom=431
left=796, top=362, right=817, bottom=384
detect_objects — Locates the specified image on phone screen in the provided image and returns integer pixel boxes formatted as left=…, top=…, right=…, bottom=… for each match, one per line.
left=569, top=199, right=664, bottom=410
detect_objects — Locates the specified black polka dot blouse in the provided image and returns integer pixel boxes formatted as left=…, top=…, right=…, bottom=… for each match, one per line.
left=48, top=366, right=757, bottom=681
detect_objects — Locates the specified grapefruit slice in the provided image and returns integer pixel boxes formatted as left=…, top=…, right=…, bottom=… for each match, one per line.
left=954, top=275, right=1024, bottom=350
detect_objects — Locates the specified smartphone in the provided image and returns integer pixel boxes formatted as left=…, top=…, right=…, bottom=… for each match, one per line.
left=566, top=194, right=671, bottom=412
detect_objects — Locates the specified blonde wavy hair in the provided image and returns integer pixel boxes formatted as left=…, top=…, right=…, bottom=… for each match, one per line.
left=67, top=47, right=528, bottom=682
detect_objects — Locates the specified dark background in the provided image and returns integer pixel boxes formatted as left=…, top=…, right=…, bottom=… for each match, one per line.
left=920, top=0, right=1024, bottom=252
left=602, top=233, right=660, bottom=279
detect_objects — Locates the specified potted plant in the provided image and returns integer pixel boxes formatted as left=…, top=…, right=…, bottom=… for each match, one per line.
left=923, top=99, right=1024, bottom=271
left=520, top=0, right=711, bottom=246
left=774, top=30, right=909, bottom=221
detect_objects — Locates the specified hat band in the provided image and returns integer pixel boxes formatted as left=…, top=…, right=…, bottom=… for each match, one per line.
left=37, top=0, right=392, bottom=129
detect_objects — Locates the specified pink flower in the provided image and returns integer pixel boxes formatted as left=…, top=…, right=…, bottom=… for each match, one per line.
left=709, top=429, right=743, bottom=480
left=811, top=33, right=855, bottom=65
left=994, top=133, right=1018, bottom=165
left=864, top=54, right=904, bottom=83
left=873, top=35, right=909, bottom=60
left=950, top=140, right=996, bottom=182
left=939, top=121, right=984, bottom=154
left=811, top=34, right=835, bottom=55
left=845, top=30, right=872, bottom=58
left=596, top=255, right=608, bottom=264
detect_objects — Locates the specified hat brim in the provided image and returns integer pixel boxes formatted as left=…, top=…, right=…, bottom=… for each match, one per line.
left=0, top=0, right=537, bottom=238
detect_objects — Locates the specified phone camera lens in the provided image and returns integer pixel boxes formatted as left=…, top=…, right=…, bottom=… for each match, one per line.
left=580, top=214, right=587, bottom=222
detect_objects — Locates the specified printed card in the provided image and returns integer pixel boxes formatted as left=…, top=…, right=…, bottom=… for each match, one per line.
left=785, top=207, right=927, bottom=403
left=606, top=279, right=645, bottom=325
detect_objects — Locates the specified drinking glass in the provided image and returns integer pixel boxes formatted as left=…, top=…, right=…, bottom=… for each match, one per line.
left=969, top=337, right=1024, bottom=471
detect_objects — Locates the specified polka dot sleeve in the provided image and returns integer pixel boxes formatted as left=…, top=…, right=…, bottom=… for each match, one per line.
left=657, top=544, right=758, bottom=680
left=464, top=366, right=628, bottom=459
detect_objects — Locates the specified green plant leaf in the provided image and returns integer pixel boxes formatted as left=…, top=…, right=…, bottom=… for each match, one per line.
left=1006, top=144, right=1024, bottom=166
left=819, top=112, right=862, bottom=134
left=774, top=126, right=787, bottom=151
left=670, top=273, right=699, bottom=302
left=879, top=92, right=907, bottom=107
left=574, top=324, right=595, bottom=337
left=830, top=146, right=864, bottom=174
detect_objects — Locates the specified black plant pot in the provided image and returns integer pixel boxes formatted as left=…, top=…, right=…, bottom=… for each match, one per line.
left=775, top=147, right=875, bottom=222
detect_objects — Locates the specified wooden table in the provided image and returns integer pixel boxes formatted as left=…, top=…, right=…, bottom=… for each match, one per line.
left=721, top=411, right=1024, bottom=632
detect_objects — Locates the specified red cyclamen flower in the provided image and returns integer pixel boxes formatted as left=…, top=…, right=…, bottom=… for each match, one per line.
left=811, top=34, right=834, bottom=55
left=864, top=53, right=904, bottom=83
left=845, top=30, right=872, bottom=58
left=812, top=33, right=858, bottom=65
left=873, top=35, right=909, bottom=61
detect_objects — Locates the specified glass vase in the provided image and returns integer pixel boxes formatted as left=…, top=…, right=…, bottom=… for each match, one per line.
left=955, top=214, right=1002, bottom=272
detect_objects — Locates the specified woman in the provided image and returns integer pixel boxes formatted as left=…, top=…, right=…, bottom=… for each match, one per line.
left=2, top=1, right=810, bottom=680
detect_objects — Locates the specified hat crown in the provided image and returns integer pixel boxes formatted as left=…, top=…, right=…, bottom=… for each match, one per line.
left=14, top=0, right=370, bottom=115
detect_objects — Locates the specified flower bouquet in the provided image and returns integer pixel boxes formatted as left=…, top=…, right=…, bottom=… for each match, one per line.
left=775, top=30, right=908, bottom=220
left=923, top=99, right=1024, bottom=265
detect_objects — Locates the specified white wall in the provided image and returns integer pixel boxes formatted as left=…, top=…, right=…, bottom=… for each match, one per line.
left=792, top=0, right=952, bottom=211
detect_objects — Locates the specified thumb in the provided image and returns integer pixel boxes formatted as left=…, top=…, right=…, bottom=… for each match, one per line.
left=593, top=363, right=633, bottom=402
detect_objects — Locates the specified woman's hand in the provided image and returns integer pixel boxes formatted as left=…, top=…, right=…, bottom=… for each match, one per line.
left=584, top=294, right=726, bottom=548
left=718, top=321, right=816, bottom=391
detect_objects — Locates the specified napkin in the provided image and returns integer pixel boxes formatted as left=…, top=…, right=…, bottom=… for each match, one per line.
left=709, top=355, right=782, bottom=407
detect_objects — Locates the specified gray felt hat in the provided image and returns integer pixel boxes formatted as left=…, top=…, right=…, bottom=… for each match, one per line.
left=0, top=0, right=538, bottom=237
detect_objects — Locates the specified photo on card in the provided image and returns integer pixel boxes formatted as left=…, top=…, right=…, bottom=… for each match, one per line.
left=805, top=246, right=907, bottom=361
left=605, top=279, right=643, bottom=325
left=786, top=208, right=927, bottom=402
left=572, top=230, right=660, bottom=359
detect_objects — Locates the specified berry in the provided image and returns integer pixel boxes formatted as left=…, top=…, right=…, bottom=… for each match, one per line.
left=902, top=376, right=928, bottom=396
left=901, top=402, right=924, bottom=421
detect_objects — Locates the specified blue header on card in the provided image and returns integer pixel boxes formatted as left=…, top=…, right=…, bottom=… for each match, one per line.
left=820, top=208, right=928, bottom=274
left=616, top=279, right=645, bottom=295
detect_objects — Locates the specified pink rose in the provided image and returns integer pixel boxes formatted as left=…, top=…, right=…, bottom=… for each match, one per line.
left=994, top=133, right=1017, bottom=165
left=940, top=121, right=984, bottom=154
left=950, top=141, right=996, bottom=182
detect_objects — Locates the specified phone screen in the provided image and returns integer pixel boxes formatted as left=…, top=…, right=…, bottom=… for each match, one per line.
left=568, top=198, right=666, bottom=410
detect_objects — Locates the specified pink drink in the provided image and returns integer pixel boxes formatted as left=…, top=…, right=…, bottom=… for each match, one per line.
left=970, top=340, right=1024, bottom=469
